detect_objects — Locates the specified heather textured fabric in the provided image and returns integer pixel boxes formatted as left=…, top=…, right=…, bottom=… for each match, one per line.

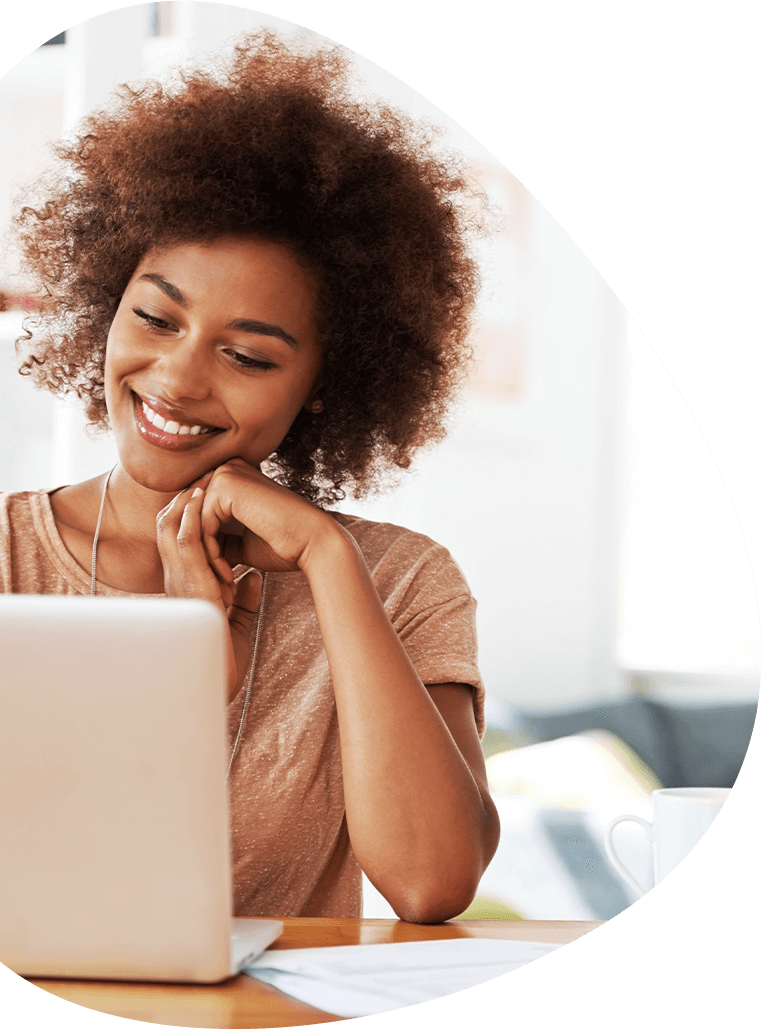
left=0, top=488, right=484, bottom=917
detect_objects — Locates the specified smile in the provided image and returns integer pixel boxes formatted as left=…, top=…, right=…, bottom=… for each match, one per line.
left=132, top=393, right=223, bottom=451
left=140, top=399, right=214, bottom=436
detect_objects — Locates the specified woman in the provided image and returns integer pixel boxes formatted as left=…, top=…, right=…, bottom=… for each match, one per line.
left=2, top=31, right=500, bottom=923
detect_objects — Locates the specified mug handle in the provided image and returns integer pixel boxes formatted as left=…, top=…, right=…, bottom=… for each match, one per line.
left=604, top=815, right=653, bottom=898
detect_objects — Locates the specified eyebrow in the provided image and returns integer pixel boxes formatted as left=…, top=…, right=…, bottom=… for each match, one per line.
left=137, top=273, right=299, bottom=349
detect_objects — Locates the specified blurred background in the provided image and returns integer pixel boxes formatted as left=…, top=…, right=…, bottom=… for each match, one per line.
left=0, top=2, right=758, bottom=923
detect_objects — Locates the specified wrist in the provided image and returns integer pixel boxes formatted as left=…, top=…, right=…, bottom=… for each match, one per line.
left=298, top=516, right=361, bottom=581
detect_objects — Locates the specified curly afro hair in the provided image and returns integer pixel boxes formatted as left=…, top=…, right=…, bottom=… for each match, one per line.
left=14, top=30, right=484, bottom=505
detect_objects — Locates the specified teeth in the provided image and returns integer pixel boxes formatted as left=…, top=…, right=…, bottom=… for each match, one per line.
left=140, top=400, right=211, bottom=437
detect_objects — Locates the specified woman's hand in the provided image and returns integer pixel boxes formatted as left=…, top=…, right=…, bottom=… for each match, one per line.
left=155, top=476, right=264, bottom=701
left=198, top=458, right=338, bottom=584
left=156, top=459, right=334, bottom=700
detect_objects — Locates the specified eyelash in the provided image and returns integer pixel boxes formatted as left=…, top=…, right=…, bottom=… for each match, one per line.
left=132, top=307, right=277, bottom=372
left=223, top=350, right=277, bottom=372
left=133, top=306, right=174, bottom=332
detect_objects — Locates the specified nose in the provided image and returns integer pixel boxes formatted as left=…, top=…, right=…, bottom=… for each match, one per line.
left=155, top=332, right=212, bottom=402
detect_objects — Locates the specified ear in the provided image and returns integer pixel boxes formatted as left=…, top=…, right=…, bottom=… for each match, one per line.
left=303, top=381, right=324, bottom=414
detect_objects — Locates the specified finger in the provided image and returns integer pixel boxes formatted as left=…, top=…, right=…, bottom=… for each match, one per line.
left=185, top=491, right=235, bottom=603
left=203, top=529, right=222, bottom=562
left=199, top=480, right=237, bottom=565
left=158, top=473, right=213, bottom=538
left=180, top=484, right=224, bottom=564
left=200, top=497, right=224, bottom=551
left=210, top=551, right=235, bottom=590
left=228, top=569, right=264, bottom=639
left=189, top=470, right=215, bottom=491
left=174, top=489, right=233, bottom=603
left=176, top=487, right=206, bottom=554
left=202, top=532, right=235, bottom=599
left=156, top=485, right=198, bottom=563
left=158, top=476, right=214, bottom=545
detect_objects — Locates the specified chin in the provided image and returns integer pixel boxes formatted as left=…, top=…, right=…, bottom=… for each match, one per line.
left=118, top=452, right=210, bottom=496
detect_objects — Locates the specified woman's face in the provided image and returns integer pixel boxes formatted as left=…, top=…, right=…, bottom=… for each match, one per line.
left=105, top=236, right=324, bottom=494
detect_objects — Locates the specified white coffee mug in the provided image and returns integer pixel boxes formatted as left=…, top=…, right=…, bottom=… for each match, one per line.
left=605, top=787, right=730, bottom=897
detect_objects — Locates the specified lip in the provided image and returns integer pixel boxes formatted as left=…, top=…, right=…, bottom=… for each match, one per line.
left=132, top=392, right=224, bottom=451
left=137, top=392, right=222, bottom=431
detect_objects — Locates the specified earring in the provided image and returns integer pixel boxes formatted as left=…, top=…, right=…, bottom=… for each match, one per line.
left=309, top=400, right=324, bottom=414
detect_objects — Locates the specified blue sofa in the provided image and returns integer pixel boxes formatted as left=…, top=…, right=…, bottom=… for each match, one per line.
left=477, top=695, right=758, bottom=920
left=510, top=696, right=758, bottom=789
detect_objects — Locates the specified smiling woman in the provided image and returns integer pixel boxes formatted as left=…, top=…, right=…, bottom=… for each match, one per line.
left=105, top=238, right=324, bottom=497
left=2, top=29, right=499, bottom=925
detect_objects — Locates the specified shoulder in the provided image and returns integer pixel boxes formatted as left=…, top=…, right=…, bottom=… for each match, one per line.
left=330, top=509, right=439, bottom=553
left=0, top=489, right=59, bottom=593
left=0, top=488, right=46, bottom=526
left=330, top=510, right=454, bottom=570
left=328, top=510, right=474, bottom=609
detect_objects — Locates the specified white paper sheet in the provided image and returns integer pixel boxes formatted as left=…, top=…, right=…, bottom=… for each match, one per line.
left=243, top=936, right=562, bottom=1016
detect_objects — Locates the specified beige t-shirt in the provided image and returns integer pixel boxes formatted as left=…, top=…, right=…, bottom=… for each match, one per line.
left=0, top=488, right=484, bottom=918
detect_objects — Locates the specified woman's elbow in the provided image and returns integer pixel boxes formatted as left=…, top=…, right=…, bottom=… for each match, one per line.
left=374, top=806, right=501, bottom=924
left=390, top=875, right=481, bottom=925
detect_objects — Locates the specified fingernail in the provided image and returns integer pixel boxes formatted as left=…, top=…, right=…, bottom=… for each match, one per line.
left=192, top=487, right=204, bottom=498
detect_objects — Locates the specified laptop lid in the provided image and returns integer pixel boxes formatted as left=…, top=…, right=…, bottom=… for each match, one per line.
left=0, top=594, right=242, bottom=983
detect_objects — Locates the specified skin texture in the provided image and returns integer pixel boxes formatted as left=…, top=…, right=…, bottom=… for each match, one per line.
left=49, top=236, right=500, bottom=924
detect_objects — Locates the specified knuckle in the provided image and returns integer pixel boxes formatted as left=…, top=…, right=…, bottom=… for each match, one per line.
left=175, top=530, right=195, bottom=551
left=156, top=509, right=174, bottom=532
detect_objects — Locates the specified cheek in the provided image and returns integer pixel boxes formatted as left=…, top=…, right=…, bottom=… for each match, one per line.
left=234, top=388, right=305, bottom=456
left=105, top=323, right=144, bottom=384
left=103, top=327, right=139, bottom=418
left=239, top=397, right=292, bottom=441
left=104, top=322, right=124, bottom=374
left=103, top=338, right=123, bottom=401
left=103, top=341, right=117, bottom=397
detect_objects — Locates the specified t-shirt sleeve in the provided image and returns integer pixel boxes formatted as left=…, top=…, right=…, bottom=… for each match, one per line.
left=351, top=522, right=485, bottom=737
left=0, top=493, right=12, bottom=594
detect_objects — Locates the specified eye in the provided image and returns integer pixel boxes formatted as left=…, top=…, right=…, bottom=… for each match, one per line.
left=223, top=349, right=277, bottom=372
left=132, top=306, right=176, bottom=332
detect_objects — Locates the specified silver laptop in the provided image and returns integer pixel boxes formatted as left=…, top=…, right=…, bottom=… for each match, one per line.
left=0, top=594, right=282, bottom=982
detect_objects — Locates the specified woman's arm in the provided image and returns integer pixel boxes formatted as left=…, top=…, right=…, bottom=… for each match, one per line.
left=165, top=459, right=499, bottom=923
left=300, top=523, right=500, bottom=923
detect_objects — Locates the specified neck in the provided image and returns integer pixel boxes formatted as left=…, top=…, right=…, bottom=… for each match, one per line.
left=104, top=464, right=184, bottom=543
left=86, top=464, right=181, bottom=594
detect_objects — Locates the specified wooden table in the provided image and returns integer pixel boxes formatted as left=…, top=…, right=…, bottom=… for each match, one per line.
left=29, top=918, right=603, bottom=1028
